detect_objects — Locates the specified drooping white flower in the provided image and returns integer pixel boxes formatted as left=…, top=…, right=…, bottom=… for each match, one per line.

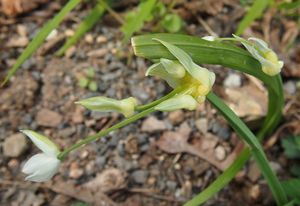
left=232, top=34, right=284, bottom=76
left=75, top=96, right=138, bottom=117
left=21, top=130, right=61, bottom=182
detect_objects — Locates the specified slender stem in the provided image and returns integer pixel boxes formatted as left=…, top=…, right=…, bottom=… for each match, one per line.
left=205, top=92, right=287, bottom=205
left=135, top=86, right=182, bottom=111
left=58, top=107, right=155, bottom=160
left=57, top=88, right=181, bottom=160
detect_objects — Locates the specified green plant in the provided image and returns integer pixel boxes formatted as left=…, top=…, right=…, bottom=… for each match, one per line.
left=20, top=33, right=290, bottom=205
left=78, top=67, right=98, bottom=91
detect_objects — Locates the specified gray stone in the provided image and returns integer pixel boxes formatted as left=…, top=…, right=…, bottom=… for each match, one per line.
left=117, top=143, right=125, bottom=156
left=195, top=118, right=208, bottom=134
left=131, top=170, right=149, bottom=184
left=95, top=156, right=107, bottom=168
left=166, top=180, right=177, bottom=191
left=224, top=73, right=242, bottom=88
left=217, top=126, right=230, bottom=140
left=3, top=133, right=28, bottom=157
left=141, top=116, right=166, bottom=132
left=36, top=109, right=62, bottom=127
left=284, top=81, right=296, bottom=95
left=114, top=156, right=137, bottom=171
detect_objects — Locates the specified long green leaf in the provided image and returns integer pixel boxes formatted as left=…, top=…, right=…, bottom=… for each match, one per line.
left=2, top=0, right=81, bottom=86
left=236, top=0, right=271, bottom=35
left=207, top=92, right=287, bottom=205
left=132, top=33, right=284, bottom=205
left=56, top=1, right=106, bottom=56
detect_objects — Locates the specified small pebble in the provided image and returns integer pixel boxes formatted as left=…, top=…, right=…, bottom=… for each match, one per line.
left=131, top=170, right=149, bottom=184
left=224, top=73, right=242, bottom=88
left=284, top=81, right=296, bottom=95
left=214, top=145, right=226, bottom=161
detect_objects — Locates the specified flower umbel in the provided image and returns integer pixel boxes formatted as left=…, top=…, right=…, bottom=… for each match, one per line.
left=232, top=34, right=284, bottom=76
left=146, top=38, right=215, bottom=110
left=21, top=130, right=60, bottom=182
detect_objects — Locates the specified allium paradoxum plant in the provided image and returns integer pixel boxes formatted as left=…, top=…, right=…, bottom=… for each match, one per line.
left=21, top=38, right=215, bottom=182
left=20, top=35, right=287, bottom=206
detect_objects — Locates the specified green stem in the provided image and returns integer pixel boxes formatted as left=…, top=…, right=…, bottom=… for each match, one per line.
left=206, top=92, right=287, bottom=205
left=184, top=75, right=284, bottom=206
left=57, top=88, right=181, bottom=160
left=57, top=107, right=155, bottom=160
left=135, top=86, right=182, bottom=111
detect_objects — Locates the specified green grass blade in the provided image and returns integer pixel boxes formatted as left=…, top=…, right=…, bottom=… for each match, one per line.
left=236, top=0, right=271, bottom=35
left=2, top=0, right=81, bottom=86
left=56, top=1, right=106, bottom=56
left=183, top=74, right=284, bottom=206
left=206, top=92, right=287, bottom=205
left=121, top=0, right=157, bottom=42
left=132, top=33, right=284, bottom=205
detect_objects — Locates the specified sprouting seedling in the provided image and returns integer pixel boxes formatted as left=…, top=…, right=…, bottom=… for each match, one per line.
left=78, top=67, right=98, bottom=91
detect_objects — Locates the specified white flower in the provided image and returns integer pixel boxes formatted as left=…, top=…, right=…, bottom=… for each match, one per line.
left=233, top=34, right=284, bottom=76
left=21, top=130, right=61, bottom=182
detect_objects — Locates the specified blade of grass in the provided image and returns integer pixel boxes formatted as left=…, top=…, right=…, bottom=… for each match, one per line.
left=56, top=1, right=107, bottom=56
left=2, top=0, right=81, bottom=86
left=121, top=0, right=157, bottom=42
left=206, top=92, right=287, bottom=205
left=184, top=76, right=284, bottom=206
left=236, top=0, right=271, bottom=35
left=132, top=33, right=284, bottom=204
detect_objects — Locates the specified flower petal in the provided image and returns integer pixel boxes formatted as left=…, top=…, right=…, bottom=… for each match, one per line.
left=155, top=94, right=198, bottom=111
left=22, top=153, right=48, bottom=174
left=20, top=130, right=59, bottom=156
left=153, top=38, right=215, bottom=91
left=24, top=154, right=60, bottom=182
left=248, top=37, right=270, bottom=53
left=152, top=38, right=194, bottom=75
left=146, top=62, right=181, bottom=88
left=160, top=58, right=186, bottom=78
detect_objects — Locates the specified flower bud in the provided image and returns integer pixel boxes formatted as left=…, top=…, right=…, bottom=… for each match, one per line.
left=233, top=35, right=284, bottom=76
left=76, top=96, right=138, bottom=117
left=155, top=94, right=198, bottom=111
